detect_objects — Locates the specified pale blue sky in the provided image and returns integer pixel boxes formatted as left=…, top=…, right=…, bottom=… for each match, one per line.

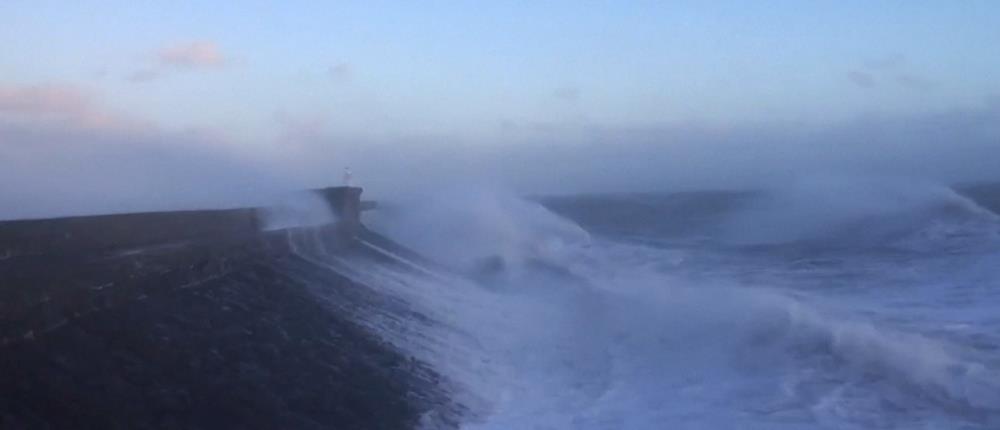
left=3, top=1, right=1000, bottom=218
left=4, top=1, right=999, bottom=140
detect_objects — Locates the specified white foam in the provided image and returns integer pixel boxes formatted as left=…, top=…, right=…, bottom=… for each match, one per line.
left=259, top=192, right=337, bottom=231
left=721, top=175, right=999, bottom=246
left=297, top=188, right=1000, bottom=429
left=365, top=186, right=590, bottom=274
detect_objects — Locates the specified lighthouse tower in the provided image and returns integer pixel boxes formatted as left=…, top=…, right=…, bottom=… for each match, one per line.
left=342, top=167, right=353, bottom=187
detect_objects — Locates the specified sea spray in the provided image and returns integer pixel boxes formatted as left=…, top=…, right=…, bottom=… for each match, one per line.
left=296, top=182, right=1000, bottom=429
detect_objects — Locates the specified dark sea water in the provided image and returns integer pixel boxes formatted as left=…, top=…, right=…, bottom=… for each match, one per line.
left=298, top=178, right=1000, bottom=429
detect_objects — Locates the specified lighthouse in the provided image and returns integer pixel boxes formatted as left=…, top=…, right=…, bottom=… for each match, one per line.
left=342, top=167, right=353, bottom=186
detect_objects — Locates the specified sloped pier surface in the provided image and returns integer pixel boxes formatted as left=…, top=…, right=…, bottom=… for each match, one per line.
left=0, top=187, right=451, bottom=429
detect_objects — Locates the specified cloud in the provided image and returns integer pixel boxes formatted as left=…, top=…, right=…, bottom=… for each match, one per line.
left=0, top=84, right=90, bottom=116
left=158, top=41, right=227, bottom=69
left=126, top=41, right=228, bottom=83
left=0, top=83, right=147, bottom=132
left=846, top=70, right=876, bottom=89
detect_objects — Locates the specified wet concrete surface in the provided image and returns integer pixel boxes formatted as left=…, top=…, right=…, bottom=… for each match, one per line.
left=0, top=188, right=458, bottom=429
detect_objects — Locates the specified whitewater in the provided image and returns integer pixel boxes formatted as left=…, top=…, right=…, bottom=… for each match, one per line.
left=291, top=178, right=1000, bottom=429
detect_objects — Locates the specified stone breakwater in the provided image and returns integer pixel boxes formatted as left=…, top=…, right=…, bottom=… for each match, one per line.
left=0, top=187, right=457, bottom=429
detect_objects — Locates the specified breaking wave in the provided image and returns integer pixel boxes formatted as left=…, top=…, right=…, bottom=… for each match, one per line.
left=719, top=176, right=1000, bottom=250
left=290, top=181, right=1000, bottom=429
left=367, top=187, right=591, bottom=274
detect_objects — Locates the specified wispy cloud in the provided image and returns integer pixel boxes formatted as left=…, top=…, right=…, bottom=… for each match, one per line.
left=126, top=40, right=229, bottom=83
left=0, top=83, right=148, bottom=132
left=0, top=84, right=90, bottom=116
left=158, top=41, right=227, bottom=69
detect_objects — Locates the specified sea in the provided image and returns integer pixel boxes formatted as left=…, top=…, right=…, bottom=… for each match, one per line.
left=292, top=177, right=1000, bottom=429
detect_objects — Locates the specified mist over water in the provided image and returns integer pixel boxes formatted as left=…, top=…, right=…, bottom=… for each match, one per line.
left=258, top=192, right=337, bottom=231
left=290, top=178, right=1000, bottom=429
left=367, top=186, right=591, bottom=274
left=718, top=176, right=1000, bottom=247
left=6, top=3, right=1000, bottom=428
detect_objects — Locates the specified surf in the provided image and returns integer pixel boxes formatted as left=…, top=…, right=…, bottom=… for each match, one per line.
left=284, top=182, right=1000, bottom=429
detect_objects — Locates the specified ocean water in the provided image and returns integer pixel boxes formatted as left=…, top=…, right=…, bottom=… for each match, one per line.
left=298, top=178, right=1000, bottom=429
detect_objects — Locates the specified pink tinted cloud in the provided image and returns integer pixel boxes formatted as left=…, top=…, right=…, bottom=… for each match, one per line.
left=0, top=83, right=150, bottom=132
left=157, top=41, right=227, bottom=69
left=127, top=41, right=228, bottom=83
left=0, top=84, right=91, bottom=116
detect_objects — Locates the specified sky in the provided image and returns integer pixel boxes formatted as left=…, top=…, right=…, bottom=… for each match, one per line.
left=2, top=1, right=1000, bottom=219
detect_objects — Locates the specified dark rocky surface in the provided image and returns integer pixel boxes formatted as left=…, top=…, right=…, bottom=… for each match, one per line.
left=0, top=187, right=458, bottom=429
left=1, top=255, right=447, bottom=429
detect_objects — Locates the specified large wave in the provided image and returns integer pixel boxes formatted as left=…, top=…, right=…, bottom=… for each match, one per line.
left=719, top=176, right=1000, bottom=250
left=281, top=185, right=1000, bottom=429
left=366, top=186, right=591, bottom=275
left=546, top=176, right=1000, bottom=253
